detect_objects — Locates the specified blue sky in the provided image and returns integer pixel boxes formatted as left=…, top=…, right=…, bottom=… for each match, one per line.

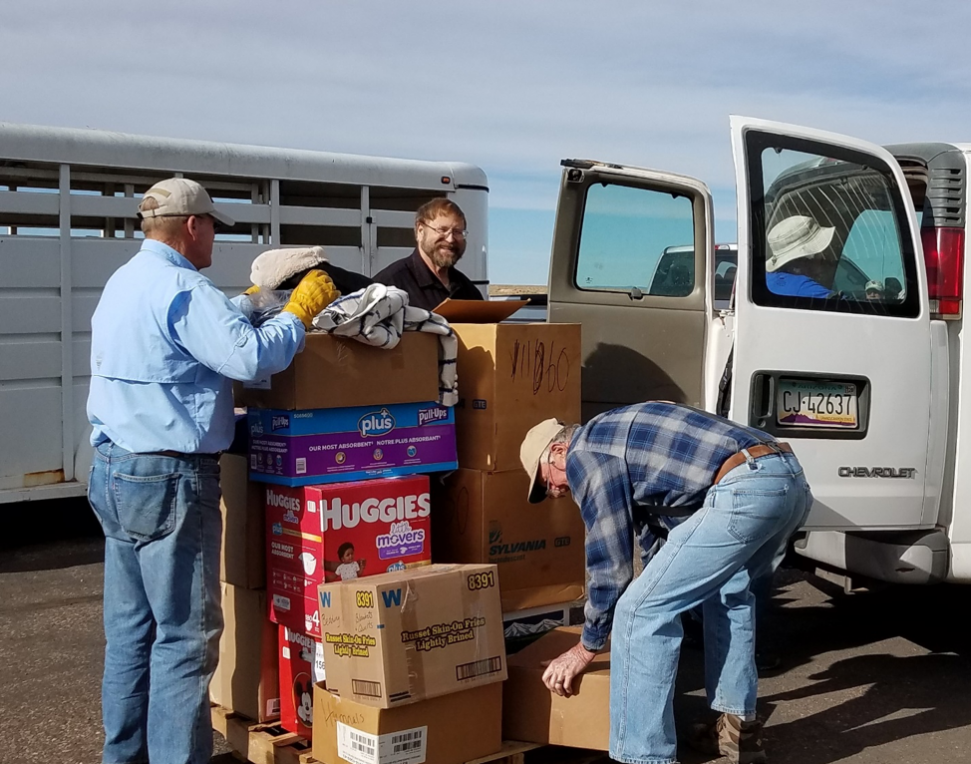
left=4, top=1, right=971, bottom=285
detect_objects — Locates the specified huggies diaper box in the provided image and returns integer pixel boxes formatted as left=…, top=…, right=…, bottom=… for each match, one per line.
left=248, top=402, right=458, bottom=487
left=266, top=475, right=433, bottom=638
left=278, top=625, right=324, bottom=740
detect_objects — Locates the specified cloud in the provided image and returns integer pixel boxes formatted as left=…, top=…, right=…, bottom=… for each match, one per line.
left=3, top=0, right=970, bottom=223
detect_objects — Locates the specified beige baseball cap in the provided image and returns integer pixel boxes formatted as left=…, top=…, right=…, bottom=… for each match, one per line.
left=137, top=178, right=235, bottom=227
left=520, top=417, right=565, bottom=504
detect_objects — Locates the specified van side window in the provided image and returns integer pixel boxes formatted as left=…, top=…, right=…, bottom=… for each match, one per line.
left=574, top=183, right=695, bottom=295
left=751, top=144, right=919, bottom=317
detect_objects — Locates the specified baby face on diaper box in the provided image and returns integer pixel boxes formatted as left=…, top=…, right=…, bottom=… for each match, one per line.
left=265, top=474, right=432, bottom=638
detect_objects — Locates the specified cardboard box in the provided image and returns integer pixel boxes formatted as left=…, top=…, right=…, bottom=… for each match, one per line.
left=210, top=584, right=280, bottom=722
left=248, top=402, right=457, bottom=486
left=266, top=475, right=433, bottom=638
left=219, top=454, right=265, bottom=589
left=318, top=564, right=507, bottom=708
left=502, top=627, right=610, bottom=751
left=449, top=320, right=581, bottom=472
left=313, top=681, right=503, bottom=764
left=278, top=626, right=325, bottom=739
left=432, top=468, right=585, bottom=611
left=235, top=331, right=440, bottom=411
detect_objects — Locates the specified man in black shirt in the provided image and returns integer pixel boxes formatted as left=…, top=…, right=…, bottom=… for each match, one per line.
left=373, top=198, right=484, bottom=311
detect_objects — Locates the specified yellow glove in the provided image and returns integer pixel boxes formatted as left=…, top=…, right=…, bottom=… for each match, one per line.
left=282, top=270, right=340, bottom=328
left=243, top=284, right=260, bottom=296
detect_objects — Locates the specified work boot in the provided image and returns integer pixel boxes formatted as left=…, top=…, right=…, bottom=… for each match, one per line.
left=687, top=712, right=766, bottom=764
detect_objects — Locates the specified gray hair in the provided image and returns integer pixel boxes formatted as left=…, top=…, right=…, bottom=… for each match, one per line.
left=540, top=424, right=579, bottom=466
left=138, top=195, right=189, bottom=238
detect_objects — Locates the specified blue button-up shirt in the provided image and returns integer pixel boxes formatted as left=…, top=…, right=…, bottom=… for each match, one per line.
left=87, top=240, right=305, bottom=454
left=565, top=402, right=771, bottom=651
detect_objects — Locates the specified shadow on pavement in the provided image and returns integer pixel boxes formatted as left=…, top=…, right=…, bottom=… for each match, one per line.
left=674, top=572, right=971, bottom=764
left=0, top=496, right=105, bottom=573
left=762, top=651, right=971, bottom=764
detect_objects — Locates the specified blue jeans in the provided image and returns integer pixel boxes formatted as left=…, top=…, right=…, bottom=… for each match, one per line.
left=88, top=442, right=223, bottom=764
left=610, top=452, right=812, bottom=764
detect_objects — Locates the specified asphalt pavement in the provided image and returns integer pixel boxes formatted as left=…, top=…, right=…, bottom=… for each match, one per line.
left=1, top=497, right=969, bottom=764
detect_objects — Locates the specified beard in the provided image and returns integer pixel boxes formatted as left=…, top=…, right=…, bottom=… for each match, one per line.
left=428, top=242, right=464, bottom=270
left=419, top=232, right=466, bottom=270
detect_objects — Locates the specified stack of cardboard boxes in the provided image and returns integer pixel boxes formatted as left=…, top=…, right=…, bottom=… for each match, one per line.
left=313, top=563, right=507, bottom=764
left=432, top=302, right=586, bottom=619
left=212, top=303, right=594, bottom=761
left=209, top=453, right=281, bottom=723
left=226, top=332, right=458, bottom=740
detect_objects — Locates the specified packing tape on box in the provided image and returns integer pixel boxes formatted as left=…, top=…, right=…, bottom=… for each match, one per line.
left=399, top=578, right=428, bottom=702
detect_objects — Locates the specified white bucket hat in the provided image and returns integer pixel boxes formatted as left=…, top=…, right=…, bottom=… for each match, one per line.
left=766, top=215, right=835, bottom=272
left=250, top=246, right=330, bottom=289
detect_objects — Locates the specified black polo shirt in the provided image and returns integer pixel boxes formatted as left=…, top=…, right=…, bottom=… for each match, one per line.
left=373, top=249, right=484, bottom=312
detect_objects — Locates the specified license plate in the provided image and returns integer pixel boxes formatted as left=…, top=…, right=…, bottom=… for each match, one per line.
left=777, top=380, right=858, bottom=428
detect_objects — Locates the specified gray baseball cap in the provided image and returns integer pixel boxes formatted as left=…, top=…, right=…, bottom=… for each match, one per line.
left=137, top=178, right=235, bottom=227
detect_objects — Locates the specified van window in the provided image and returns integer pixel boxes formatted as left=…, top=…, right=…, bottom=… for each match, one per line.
left=841, top=210, right=907, bottom=301
left=575, top=183, right=695, bottom=294
left=750, top=144, right=918, bottom=317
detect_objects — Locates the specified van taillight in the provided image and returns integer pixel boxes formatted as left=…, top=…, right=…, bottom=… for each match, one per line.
left=922, top=226, right=964, bottom=316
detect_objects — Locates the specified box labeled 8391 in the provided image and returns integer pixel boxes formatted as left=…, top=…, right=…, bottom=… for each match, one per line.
left=317, top=563, right=507, bottom=708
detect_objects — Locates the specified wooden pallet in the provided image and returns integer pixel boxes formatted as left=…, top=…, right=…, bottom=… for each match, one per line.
left=212, top=704, right=606, bottom=764
left=212, top=705, right=316, bottom=764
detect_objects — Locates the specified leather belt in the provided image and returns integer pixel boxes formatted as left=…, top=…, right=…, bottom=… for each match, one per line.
left=713, top=442, right=792, bottom=485
left=154, top=450, right=221, bottom=460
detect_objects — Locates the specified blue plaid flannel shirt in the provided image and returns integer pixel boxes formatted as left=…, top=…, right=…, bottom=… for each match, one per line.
left=565, top=402, right=770, bottom=651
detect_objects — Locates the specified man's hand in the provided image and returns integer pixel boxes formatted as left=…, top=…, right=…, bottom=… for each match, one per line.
left=541, top=641, right=596, bottom=697
left=282, top=270, right=340, bottom=328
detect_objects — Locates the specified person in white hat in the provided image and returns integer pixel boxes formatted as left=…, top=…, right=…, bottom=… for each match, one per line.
left=865, top=279, right=885, bottom=300
left=86, top=177, right=340, bottom=764
left=765, top=214, right=836, bottom=298
left=519, top=402, right=812, bottom=764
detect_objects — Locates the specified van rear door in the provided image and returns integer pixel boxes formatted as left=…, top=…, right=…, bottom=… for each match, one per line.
left=730, top=116, right=943, bottom=531
left=546, top=160, right=714, bottom=421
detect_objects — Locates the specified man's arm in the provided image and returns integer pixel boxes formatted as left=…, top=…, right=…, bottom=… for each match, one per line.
left=541, top=450, right=633, bottom=696
left=169, top=281, right=305, bottom=383
left=567, top=450, right=635, bottom=652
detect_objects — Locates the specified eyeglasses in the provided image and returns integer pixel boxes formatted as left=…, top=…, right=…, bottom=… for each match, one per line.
left=422, top=223, right=467, bottom=240
left=544, top=449, right=563, bottom=498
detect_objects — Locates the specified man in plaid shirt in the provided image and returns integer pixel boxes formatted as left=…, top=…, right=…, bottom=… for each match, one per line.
left=520, top=402, right=812, bottom=764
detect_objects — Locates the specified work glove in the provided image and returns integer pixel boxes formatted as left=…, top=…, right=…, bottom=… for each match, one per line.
left=282, top=269, right=340, bottom=328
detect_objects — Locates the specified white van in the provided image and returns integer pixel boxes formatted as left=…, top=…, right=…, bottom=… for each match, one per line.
left=0, top=122, right=489, bottom=504
left=546, top=118, right=971, bottom=585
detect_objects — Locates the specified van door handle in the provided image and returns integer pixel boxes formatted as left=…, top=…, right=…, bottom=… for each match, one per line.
left=751, top=373, right=775, bottom=428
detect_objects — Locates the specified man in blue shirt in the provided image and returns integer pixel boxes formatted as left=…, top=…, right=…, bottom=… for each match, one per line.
left=764, top=214, right=835, bottom=298
left=520, top=403, right=812, bottom=764
left=86, top=178, right=339, bottom=764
